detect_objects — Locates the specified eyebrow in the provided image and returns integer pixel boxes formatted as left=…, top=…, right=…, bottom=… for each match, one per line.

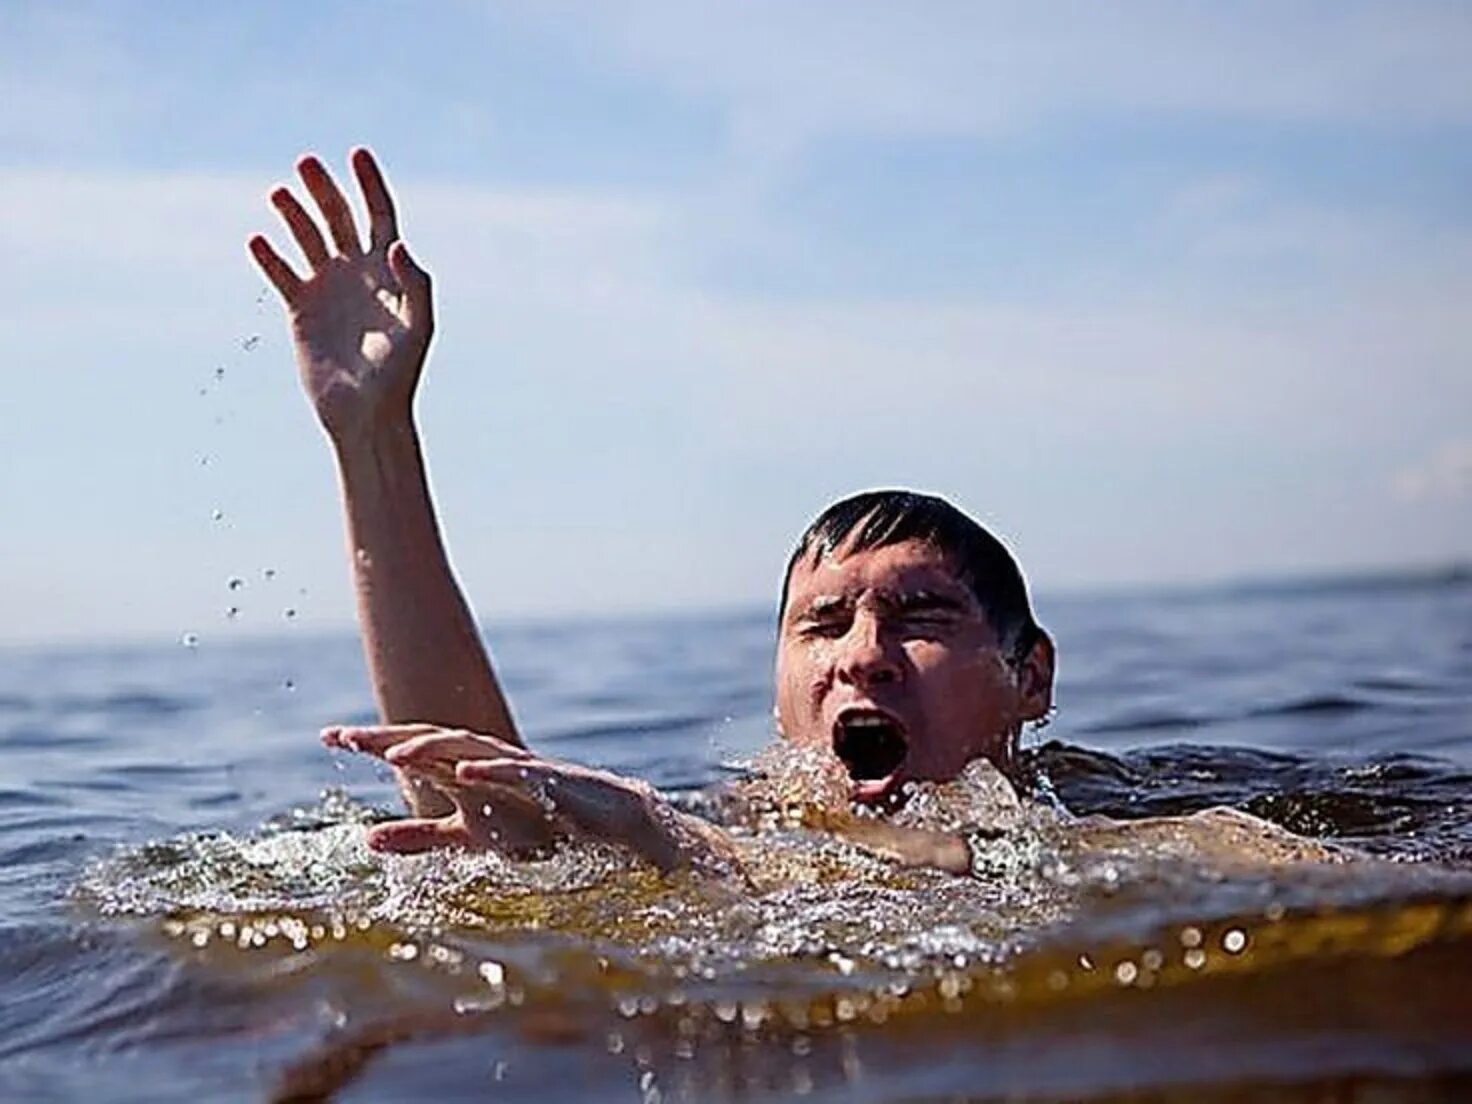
left=798, top=595, right=853, bottom=619
left=795, top=589, right=969, bottom=620
left=887, top=590, right=970, bottom=615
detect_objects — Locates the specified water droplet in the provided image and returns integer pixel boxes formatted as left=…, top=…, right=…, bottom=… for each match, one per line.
left=227, top=577, right=245, bottom=591
left=283, top=679, right=296, bottom=692
left=199, top=455, right=211, bottom=467
left=284, top=608, right=297, bottom=620
left=211, top=509, right=225, bottom=522
left=241, top=335, right=260, bottom=352
left=263, top=568, right=277, bottom=581
left=225, top=607, right=240, bottom=619
left=181, top=632, right=200, bottom=648
left=1222, top=928, right=1248, bottom=954
left=214, top=366, right=226, bottom=381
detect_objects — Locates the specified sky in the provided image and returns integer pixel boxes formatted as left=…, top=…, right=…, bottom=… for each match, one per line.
left=2, top=1, right=1470, bottom=646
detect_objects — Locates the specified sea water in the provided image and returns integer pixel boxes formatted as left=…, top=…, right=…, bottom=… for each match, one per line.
left=2, top=575, right=1470, bottom=1101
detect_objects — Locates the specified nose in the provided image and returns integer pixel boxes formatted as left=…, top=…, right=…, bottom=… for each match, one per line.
left=835, top=612, right=902, bottom=689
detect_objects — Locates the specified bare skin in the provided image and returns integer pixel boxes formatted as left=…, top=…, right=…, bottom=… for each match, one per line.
left=252, top=149, right=746, bottom=866
left=776, top=538, right=1055, bottom=806
left=246, top=148, right=1142, bottom=881
left=250, top=149, right=519, bottom=817
left=320, top=724, right=742, bottom=874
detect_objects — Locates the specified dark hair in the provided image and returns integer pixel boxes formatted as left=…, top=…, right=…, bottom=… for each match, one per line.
left=779, top=490, right=1043, bottom=662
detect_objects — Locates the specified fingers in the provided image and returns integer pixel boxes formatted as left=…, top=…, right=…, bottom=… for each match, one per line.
left=387, top=241, right=433, bottom=334
left=298, top=154, right=363, bottom=256
left=367, top=816, right=472, bottom=854
left=270, top=186, right=330, bottom=269
left=321, top=724, right=527, bottom=767
left=455, top=759, right=534, bottom=786
left=386, top=730, right=527, bottom=771
left=351, top=147, right=400, bottom=250
left=247, top=234, right=303, bottom=302
left=321, top=722, right=443, bottom=756
left=382, top=731, right=468, bottom=766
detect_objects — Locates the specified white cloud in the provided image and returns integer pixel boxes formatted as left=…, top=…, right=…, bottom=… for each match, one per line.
left=529, top=1, right=1472, bottom=151
left=4, top=153, right=1470, bottom=642
left=5, top=159, right=1468, bottom=476
left=1393, top=440, right=1472, bottom=501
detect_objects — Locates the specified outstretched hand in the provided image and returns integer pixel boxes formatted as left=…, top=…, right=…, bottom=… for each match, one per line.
left=323, top=724, right=741, bottom=876
left=249, top=148, right=431, bottom=440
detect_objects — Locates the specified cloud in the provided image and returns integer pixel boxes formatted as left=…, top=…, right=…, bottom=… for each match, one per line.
left=6, top=158, right=1468, bottom=468
left=1393, top=440, right=1472, bottom=501
left=4, top=147, right=1470, bottom=641
left=529, top=1, right=1472, bottom=151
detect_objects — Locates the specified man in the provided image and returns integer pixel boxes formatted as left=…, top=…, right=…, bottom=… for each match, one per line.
left=249, top=149, right=1055, bottom=878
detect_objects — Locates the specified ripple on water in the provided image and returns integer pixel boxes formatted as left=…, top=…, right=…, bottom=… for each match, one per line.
left=68, top=762, right=1472, bottom=1103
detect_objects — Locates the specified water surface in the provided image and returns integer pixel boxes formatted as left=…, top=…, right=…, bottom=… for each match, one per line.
left=2, top=575, right=1470, bottom=1101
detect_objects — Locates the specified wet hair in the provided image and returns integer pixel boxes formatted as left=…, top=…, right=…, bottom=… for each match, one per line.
left=779, top=490, right=1044, bottom=663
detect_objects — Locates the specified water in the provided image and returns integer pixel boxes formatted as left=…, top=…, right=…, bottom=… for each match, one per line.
left=2, top=575, right=1470, bottom=1102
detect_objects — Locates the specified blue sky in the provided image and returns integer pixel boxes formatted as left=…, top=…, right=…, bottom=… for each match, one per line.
left=3, top=2, right=1470, bottom=644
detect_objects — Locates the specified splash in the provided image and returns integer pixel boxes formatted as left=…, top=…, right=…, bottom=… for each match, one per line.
left=73, top=771, right=1472, bottom=1103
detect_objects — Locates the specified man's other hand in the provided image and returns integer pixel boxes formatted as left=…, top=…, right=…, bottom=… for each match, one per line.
left=322, top=724, right=739, bottom=875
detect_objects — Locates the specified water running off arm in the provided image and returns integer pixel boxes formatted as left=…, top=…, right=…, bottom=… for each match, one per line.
left=249, top=148, right=520, bottom=816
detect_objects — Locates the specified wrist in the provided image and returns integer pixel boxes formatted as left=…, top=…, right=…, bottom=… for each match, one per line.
left=331, top=413, right=423, bottom=482
left=329, top=404, right=417, bottom=455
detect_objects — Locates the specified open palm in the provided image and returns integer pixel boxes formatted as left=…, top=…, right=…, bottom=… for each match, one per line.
left=249, top=149, right=432, bottom=438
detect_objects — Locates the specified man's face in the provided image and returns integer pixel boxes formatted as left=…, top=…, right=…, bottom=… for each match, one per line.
left=774, top=538, right=1049, bottom=805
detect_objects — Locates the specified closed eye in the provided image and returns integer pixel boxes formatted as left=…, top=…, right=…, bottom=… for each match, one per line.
left=895, top=614, right=960, bottom=640
left=891, top=592, right=969, bottom=630
left=798, top=618, right=850, bottom=639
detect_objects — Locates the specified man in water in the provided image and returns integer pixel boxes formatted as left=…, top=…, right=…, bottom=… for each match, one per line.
left=250, top=149, right=1056, bottom=878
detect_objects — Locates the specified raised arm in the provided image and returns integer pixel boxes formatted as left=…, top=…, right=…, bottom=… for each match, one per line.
left=249, top=148, right=520, bottom=815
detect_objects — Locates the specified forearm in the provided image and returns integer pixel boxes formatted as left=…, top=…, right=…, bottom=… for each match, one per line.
left=834, top=819, right=972, bottom=875
left=333, top=419, right=521, bottom=811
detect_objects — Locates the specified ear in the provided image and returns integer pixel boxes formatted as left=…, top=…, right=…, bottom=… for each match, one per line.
left=1014, top=631, right=1055, bottom=723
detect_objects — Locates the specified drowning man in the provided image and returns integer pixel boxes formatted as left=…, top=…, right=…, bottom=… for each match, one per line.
left=249, top=148, right=1110, bottom=880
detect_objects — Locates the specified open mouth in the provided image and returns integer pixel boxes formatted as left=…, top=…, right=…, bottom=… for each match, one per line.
left=832, top=709, right=909, bottom=796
